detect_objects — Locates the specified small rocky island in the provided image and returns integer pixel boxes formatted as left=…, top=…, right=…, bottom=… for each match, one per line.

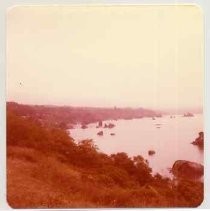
left=96, top=121, right=115, bottom=129
left=96, top=121, right=103, bottom=128
left=97, top=131, right=103, bottom=136
left=183, top=112, right=194, bottom=117
left=148, top=150, right=155, bottom=156
left=104, top=123, right=115, bottom=129
left=191, top=132, right=204, bottom=148
left=81, top=124, right=88, bottom=129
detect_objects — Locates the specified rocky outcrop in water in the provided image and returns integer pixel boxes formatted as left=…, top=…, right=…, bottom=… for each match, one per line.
left=104, top=123, right=115, bottom=129
left=192, top=132, right=204, bottom=148
left=183, top=112, right=194, bottom=117
left=172, top=160, right=203, bottom=180
left=97, top=131, right=103, bottom=136
left=148, top=150, right=155, bottom=156
left=81, top=124, right=88, bottom=129
left=96, top=121, right=103, bottom=128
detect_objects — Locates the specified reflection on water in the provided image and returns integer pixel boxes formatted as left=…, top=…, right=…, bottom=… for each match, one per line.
left=69, top=114, right=203, bottom=177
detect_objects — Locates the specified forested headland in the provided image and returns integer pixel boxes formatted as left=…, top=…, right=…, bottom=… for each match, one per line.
left=7, top=102, right=161, bottom=128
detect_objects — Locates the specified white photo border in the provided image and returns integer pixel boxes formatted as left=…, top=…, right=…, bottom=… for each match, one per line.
left=0, top=0, right=209, bottom=210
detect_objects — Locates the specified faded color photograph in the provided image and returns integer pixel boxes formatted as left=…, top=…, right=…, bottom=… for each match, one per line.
left=7, top=5, right=203, bottom=208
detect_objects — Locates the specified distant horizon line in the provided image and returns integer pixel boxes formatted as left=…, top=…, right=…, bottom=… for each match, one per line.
left=7, top=100, right=203, bottom=114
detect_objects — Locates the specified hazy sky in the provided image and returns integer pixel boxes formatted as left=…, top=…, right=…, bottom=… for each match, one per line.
left=7, top=5, right=203, bottom=110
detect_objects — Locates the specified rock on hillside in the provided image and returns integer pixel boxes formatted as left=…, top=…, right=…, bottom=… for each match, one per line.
left=172, top=160, right=203, bottom=180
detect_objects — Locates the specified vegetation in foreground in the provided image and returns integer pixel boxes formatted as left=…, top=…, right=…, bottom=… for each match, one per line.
left=7, top=110, right=203, bottom=208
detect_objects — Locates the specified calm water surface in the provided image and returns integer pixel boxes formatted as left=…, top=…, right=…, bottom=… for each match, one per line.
left=69, top=114, right=203, bottom=177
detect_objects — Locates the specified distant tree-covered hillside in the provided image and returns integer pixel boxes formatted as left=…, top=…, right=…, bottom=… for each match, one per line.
left=7, top=102, right=161, bottom=128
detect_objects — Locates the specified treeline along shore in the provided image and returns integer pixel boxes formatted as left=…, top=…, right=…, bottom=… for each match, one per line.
left=7, top=102, right=161, bottom=129
left=7, top=102, right=203, bottom=208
